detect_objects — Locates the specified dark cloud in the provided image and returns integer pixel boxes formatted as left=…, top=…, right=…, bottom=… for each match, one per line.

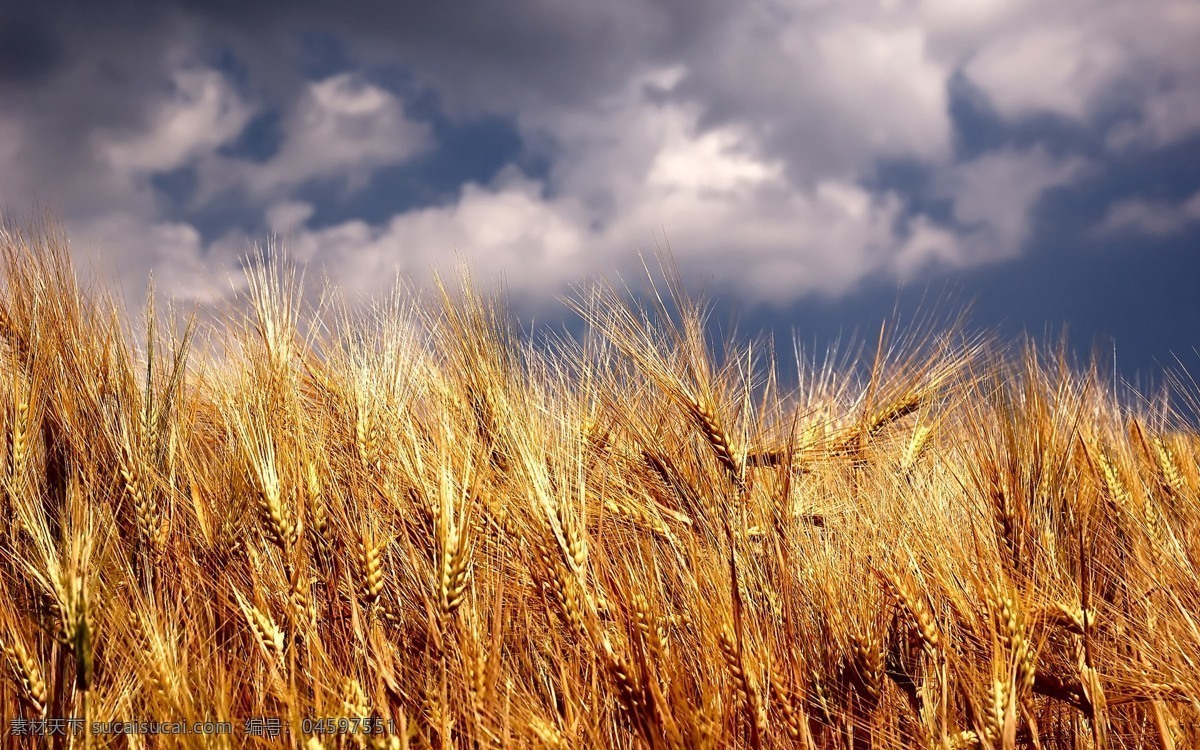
left=106, top=0, right=701, bottom=115
left=0, top=0, right=727, bottom=127
left=0, top=16, right=61, bottom=84
left=0, top=0, right=703, bottom=221
left=0, top=0, right=1198, bottom=402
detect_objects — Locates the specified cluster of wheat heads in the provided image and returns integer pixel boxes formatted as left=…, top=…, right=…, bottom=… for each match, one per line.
left=0, top=227, right=1198, bottom=750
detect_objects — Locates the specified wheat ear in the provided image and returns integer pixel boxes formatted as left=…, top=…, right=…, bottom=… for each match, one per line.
left=683, top=393, right=745, bottom=488
left=234, top=590, right=286, bottom=661
left=1, top=628, right=47, bottom=716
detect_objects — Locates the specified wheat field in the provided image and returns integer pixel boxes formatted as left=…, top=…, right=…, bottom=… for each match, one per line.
left=0, top=225, right=1197, bottom=749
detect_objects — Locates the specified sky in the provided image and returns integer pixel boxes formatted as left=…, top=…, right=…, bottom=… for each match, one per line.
left=1, top=0, right=1198, bottom=402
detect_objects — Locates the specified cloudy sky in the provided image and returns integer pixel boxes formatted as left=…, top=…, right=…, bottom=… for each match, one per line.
left=1, top=0, right=1198, bottom=390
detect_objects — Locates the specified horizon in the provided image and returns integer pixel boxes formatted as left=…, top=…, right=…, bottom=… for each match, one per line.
left=1, top=0, right=1198, bottom=406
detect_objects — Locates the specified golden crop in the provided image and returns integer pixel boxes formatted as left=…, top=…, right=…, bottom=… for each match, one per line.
left=0, top=226, right=1197, bottom=748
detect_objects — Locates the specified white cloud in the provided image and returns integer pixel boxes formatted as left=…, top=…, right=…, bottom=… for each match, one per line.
left=916, top=0, right=1030, bottom=33
left=264, top=89, right=931, bottom=308
left=1105, top=3, right=1200, bottom=149
left=95, top=68, right=255, bottom=174
left=937, top=147, right=1087, bottom=260
left=14, top=66, right=434, bottom=313
left=964, top=26, right=1122, bottom=120
left=1100, top=191, right=1200, bottom=237
left=647, top=124, right=783, bottom=193
left=265, top=200, right=315, bottom=234
left=669, top=9, right=955, bottom=179
left=268, top=169, right=590, bottom=305
left=893, top=216, right=963, bottom=279
left=70, top=212, right=228, bottom=307
left=0, top=65, right=245, bottom=310
left=1108, top=80, right=1200, bottom=150
left=196, top=73, right=431, bottom=202
left=954, top=0, right=1200, bottom=151
left=49, top=57, right=1095, bottom=313
left=811, top=23, right=950, bottom=158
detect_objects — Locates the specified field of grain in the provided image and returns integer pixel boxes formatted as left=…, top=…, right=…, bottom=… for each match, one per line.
left=1, top=226, right=1197, bottom=749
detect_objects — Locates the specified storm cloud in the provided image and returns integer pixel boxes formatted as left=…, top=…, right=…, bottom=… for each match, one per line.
left=1, top=0, right=1198, bottom=382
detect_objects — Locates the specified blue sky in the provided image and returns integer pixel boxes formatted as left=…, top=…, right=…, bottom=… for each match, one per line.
left=1, top=1, right=1198, bottom=395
